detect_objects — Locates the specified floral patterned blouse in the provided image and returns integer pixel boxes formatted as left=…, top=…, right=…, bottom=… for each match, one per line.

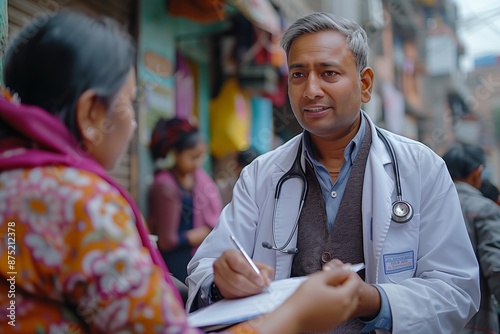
left=0, top=166, right=257, bottom=334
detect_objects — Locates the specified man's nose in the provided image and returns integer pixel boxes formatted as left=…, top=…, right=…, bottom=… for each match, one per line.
left=303, top=74, right=324, bottom=99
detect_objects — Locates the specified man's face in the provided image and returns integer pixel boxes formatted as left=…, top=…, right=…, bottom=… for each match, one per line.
left=287, top=30, right=373, bottom=140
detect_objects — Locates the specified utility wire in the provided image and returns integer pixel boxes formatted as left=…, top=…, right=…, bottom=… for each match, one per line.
left=457, top=6, right=500, bottom=33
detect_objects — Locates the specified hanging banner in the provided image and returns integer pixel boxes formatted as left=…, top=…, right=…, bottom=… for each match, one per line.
left=228, top=0, right=281, bottom=35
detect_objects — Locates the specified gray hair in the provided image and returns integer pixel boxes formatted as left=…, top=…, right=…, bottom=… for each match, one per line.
left=280, top=12, right=368, bottom=73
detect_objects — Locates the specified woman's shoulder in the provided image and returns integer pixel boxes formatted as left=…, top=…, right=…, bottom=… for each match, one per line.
left=152, top=169, right=176, bottom=185
left=1, top=165, right=128, bottom=209
left=1, top=165, right=95, bottom=186
left=194, top=167, right=216, bottom=183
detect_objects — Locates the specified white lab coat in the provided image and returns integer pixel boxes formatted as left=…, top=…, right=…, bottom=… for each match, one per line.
left=186, top=114, right=480, bottom=333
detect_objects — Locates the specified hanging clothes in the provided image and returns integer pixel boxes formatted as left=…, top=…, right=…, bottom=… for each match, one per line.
left=168, top=0, right=226, bottom=23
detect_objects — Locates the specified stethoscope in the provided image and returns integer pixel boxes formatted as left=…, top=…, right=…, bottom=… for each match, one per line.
left=262, top=127, right=414, bottom=254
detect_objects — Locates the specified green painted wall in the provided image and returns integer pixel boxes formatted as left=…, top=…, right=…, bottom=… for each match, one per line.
left=0, top=0, right=7, bottom=86
left=136, top=0, right=175, bottom=215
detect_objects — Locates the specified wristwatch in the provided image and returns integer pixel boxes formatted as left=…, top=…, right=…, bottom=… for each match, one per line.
left=210, top=282, right=224, bottom=302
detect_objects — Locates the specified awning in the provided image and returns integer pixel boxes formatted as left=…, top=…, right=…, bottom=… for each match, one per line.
left=269, top=0, right=312, bottom=23
left=228, top=0, right=281, bottom=35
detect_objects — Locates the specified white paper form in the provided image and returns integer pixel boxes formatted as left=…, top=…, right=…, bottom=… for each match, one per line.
left=188, top=276, right=308, bottom=329
left=187, top=263, right=365, bottom=330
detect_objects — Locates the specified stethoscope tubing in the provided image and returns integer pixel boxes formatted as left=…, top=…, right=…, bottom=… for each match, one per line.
left=375, top=128, right=403, bottom=200
left=269, top=141, right=307, bottom=253
left=270, top=198, right=305, bottom=252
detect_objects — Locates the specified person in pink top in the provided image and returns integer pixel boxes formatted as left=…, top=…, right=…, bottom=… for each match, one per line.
left=148, top=118, right=222, bottom=283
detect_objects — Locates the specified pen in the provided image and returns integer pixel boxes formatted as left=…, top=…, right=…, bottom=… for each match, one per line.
left=349, top=262, right=365, bottom=273
left=230, top=235, right=270, bottom=293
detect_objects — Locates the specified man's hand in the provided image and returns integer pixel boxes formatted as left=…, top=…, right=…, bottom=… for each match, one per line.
left=213, top=249, right=274, bottom=299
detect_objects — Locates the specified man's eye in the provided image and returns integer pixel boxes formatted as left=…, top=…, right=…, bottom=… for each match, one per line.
left=324, top=71, right=336, bottom=77
left=291, top=72, right=304, bottom=78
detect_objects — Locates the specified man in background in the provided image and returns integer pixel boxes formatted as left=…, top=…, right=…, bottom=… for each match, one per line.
left=217, top=147, right=260, bottom=206
left=443, top=142, right=500, bottom=334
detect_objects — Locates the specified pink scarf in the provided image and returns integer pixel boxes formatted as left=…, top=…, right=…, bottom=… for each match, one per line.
left=0, top=97, right=183, bottom=305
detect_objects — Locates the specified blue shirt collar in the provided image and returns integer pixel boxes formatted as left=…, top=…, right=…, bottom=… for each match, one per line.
left=302, top=113, right=367, bottom=167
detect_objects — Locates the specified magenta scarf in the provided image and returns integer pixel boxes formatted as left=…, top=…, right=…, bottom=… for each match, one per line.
left=0, top=97, right=183, bottom=305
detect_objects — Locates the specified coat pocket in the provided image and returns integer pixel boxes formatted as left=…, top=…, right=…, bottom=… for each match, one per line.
left=381, top=214, right=420, bottom=283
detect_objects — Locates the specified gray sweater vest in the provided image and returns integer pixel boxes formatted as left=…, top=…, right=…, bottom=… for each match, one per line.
left=291, top=124, right=372, bottom=333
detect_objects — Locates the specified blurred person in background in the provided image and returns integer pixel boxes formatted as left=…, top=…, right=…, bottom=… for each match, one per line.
left=442, top=142, right=500, bottom=334
left=0, top=10, right=370, bottom=334
left=237, top=148, right=260, bottom=176
left=148, top=118, right=222, bottom=282
left=217, top=147, right=260, bottom=206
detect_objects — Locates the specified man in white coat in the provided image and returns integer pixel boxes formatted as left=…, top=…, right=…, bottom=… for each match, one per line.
left=186, top=12, right=480, bottom=333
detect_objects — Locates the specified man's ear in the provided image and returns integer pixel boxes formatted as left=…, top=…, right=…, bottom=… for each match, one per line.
left=470, top=166, right=484, bottom=189
left=360, top=67, right=374, bottom=103
left=76, top=90, right=103, bottom=142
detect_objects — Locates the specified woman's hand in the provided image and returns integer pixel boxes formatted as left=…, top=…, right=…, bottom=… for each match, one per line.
left=323, top=259, right=381, bottom=319
left=287, top=266, right=362, bottom=332
left=246, top=265, right=362, bottom=334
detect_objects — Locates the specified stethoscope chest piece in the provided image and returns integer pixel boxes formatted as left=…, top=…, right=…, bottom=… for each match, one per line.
left=391, top=199, right=413, bottom=224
